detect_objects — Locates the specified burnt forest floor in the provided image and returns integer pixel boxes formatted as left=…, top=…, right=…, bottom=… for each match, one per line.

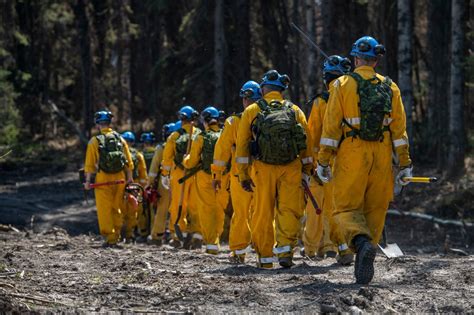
left=0, top=161, right=473, bottom=313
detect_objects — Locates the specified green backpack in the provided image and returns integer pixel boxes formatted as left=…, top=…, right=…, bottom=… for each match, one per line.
left=345, top=72, right=393, bottom=141
left=142, top=150, right=154, bottom=170
left=252, top=99, right=307, bottom=165
left=129, top=147, right=140, bottom=179
left=174, top=128, right=201, bottom=168
left=96, top=132, right=127, bottom=173
left=201, top=129, right=222, bottom=174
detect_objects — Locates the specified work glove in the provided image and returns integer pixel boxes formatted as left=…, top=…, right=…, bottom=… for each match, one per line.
left=316, top=163, right=332, bottom=183
left=212, top=179, right=221, bottom=192
left=161, top=175, right=171, bottom=190
left=302, top=173, right=311, bottom=187
left=240, top=179, right=255, bottom=193
left=83, top=181, right=91, bottom=191
left=396, top=165, right=413, bottom=186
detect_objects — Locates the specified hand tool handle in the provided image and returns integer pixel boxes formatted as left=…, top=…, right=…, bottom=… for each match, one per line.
left=402, top=176, right=438, bottom=183
left=89, top=179, right=125, bottom=188
left=302, top=180, right=322, bottom=215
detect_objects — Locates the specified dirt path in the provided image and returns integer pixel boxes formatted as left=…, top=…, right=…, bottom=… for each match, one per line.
left=0, top=228, right=472, bottom=313
left=0, top=170, right=473, bottom=312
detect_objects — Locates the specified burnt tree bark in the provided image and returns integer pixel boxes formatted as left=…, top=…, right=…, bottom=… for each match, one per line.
left=447, top=0, right=466, bottom=177
left=74, top=0, right=94, bottom=140
left=397, top=0, right=413, bottom=140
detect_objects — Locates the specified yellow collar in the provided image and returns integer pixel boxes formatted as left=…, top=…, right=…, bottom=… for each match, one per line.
left=263, top=91, right=284, bottom=102
left=100, top=127, right=113, bottom=134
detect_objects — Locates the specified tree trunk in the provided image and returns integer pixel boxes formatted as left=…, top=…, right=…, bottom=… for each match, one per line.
left=427, top=0, right=451, bottom=169
left=305, top=0, right=317, bottom=104
left=447, top=0, right=466, bottom=178
left=214, top=0, right=226, bottom=108
left=397, top=0, right=413, bottom=141
left=74, top=0, right=94, bottom=141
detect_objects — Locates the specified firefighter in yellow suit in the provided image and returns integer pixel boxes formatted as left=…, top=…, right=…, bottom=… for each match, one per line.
left=212, top=81, right=261, bottom=263
left=84, top=110, right=133, bottom=247
left=183, top=107, right=226, bottom=254
left=161, top=106, right=202, bottom=248
left=303, top=56, right=354, bottom=265
left=121, top=131, right=148, bottom=243
left=317, top=36, right=412, bottom=284
left=235, top=70, right=313, bottom=269
left=148, top=123, right=175, bottom=246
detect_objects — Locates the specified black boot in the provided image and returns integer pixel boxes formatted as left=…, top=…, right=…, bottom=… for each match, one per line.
left=353, top=235, right=376, bottom=284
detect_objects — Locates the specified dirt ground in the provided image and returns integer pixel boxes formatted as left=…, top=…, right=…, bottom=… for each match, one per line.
left=0, top=168, right=473, bottom=313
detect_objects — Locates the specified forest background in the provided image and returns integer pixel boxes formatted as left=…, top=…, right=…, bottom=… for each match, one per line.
left=0, top=0, right=472, bottom=178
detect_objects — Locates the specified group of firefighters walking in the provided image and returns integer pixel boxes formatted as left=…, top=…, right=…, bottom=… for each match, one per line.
left=83, top=35, right=413, bottom=284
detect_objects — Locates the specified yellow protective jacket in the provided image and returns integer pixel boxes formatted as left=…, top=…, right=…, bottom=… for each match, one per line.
left=235, top=91, right=313, bottom=182
left=211, top=114, right=241, bottom=181
left=318, top=66, right=411, bottom=167
left=84, top=127, right=134, bottom=175
left=183, top=124, right=221, bottom=170
left=161, top=122, right=196, bottom=176
left=147, top=143, right=164, bottom=186
left=308, top=93, right=328, bottom=164
left=133, top=149, right=148, bottom=185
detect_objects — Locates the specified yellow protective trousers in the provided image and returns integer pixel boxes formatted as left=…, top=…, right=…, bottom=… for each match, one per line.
left=216, top=173, right=230, bottom=237
left=94, top=172, right=125, bottom=244
left=332, top=136, right=393, bottom=247
left=122, top=195, right=139, bottom=238
left=323, top=179, right=351, bottom=254
left=195, top=171, right=225, bottom=249
left=228, top=173, right=252, bottom=254
left=302, top=182, right=324, bottom=255
left=151, top=180, right=171, bottom=240
left=251, top=159, right=305, bottom=261
left=169, top=167, right=200, bottom=238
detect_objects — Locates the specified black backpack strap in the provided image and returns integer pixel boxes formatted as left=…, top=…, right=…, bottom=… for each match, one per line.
left=256, top=99, right=268, bottom=111
left=319, top=91, right=330, bottom=102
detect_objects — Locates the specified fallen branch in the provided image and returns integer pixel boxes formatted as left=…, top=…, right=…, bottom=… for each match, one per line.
left=8, top=292, right=71, bottom=306
left=47, top=100, right=88, bottom=145
left=387, top=209, right=473, bottom=228
left=0, top=149, right=12, bottom=160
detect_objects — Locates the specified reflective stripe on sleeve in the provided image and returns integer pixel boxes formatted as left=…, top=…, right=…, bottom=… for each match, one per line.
left=213, top=159, right=227, bottom=167
left=301, top=157, right=313, bottom=165
left=236, top=157, right=249, bottom=164
left=383, top=118, right=393, bottom=125
left=320, top=138, right=339, bottom=148
left=273, top=245, right=291, bottom=254
left=393, top=139, right=408, bottom=147
left=206, top=244, right=219, bottom=250
left=139, top=179, right=147, bottom=184
left=148, top=172, right=158, bottom=178
left=163, top=165, right=172, bottom=171
left=345, top=117, right=361, bottom=125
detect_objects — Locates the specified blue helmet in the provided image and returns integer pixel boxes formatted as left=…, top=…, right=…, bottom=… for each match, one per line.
left=323, top=55, right=351, bottom=74
left=121, top=131, right=136, bottom=143
left=173, top=120, right=182, bottom=131
left=201, top=106, right=220, bottom=121
left=140, top=132, right=156, bottom=143
left=178, top=105, right=199, bottom=120
left=162, top=123, right=175, bottom=140
left=350, top=36, right=386, bottom=58
left=260, top=70, right=290, bottom=90
left=239, top=81, right=262, bottom=101
left=94, top=110, right=113, bottom=123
